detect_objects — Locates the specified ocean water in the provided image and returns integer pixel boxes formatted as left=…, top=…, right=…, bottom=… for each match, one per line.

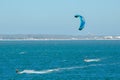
left=0, top=40, right=120, bottom=80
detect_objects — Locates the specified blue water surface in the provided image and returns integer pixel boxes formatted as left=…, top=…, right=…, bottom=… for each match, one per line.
left=0, top=40, right=120, bottom=80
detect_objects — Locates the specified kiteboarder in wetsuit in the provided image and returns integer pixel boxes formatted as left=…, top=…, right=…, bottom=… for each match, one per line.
left=16, top=69, right=19, bottom=74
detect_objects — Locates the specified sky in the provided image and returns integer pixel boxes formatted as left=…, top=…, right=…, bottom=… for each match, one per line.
left=0, top=0, right=120, bottom=35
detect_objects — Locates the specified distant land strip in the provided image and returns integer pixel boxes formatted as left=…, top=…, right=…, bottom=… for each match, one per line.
left=0, top=34, right=120, bottom=40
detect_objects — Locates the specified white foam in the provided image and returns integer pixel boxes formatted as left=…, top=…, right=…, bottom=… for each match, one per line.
left=17, top=63, right=109, bottom=75
left=84, top=59, right=101, bottom=62
left=58, top=66, right=85, bottom=70
left=18, top=69, right=60, bottom=74
left=18, top=66, right=86, bottom=74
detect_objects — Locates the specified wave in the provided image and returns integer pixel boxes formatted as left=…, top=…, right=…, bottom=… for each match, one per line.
left=18, top=64, right=104, bottom=75
left=84, top=58, right=101, bottom=62
left=18, top=66, right=86, bottom=74
left=17, top=61, right=119, bottom=75
left=18, top=69, right=59, bottom=74
left=17, top=63, right=108, bottom=75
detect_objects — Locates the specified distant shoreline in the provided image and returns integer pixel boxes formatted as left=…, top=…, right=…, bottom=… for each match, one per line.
left=0, top=34, right=120, bottom=40
left=0, top=39, right=120, bottom=41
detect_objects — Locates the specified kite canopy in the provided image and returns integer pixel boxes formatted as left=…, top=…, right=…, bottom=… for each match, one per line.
left=74, top=15, right=85, bottom=30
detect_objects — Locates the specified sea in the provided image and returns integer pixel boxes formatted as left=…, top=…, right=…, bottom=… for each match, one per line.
left=0, top=40, right=120, bottom=80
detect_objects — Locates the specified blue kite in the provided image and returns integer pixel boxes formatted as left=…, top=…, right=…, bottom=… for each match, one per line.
left=74, top=15, right=85, bottom=30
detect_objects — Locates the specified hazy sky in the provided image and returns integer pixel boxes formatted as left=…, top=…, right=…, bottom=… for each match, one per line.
left=0, top=0, right=120, bottom=35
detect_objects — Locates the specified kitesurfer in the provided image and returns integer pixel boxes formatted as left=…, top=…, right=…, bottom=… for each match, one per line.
left=16, top=69, right=19, bottom=74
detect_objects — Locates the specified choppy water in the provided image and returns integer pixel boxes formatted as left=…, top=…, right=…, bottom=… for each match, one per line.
left=0, top=40, right=120, bottom=80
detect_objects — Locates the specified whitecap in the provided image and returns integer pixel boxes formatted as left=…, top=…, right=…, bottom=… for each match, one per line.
left=17, top=66, right=86, bottom=74
left=84, top=58, right=101, bottom=62
left=17, top=63, right=109, bottom=75
left=18, top=69, right=60, bottom=74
